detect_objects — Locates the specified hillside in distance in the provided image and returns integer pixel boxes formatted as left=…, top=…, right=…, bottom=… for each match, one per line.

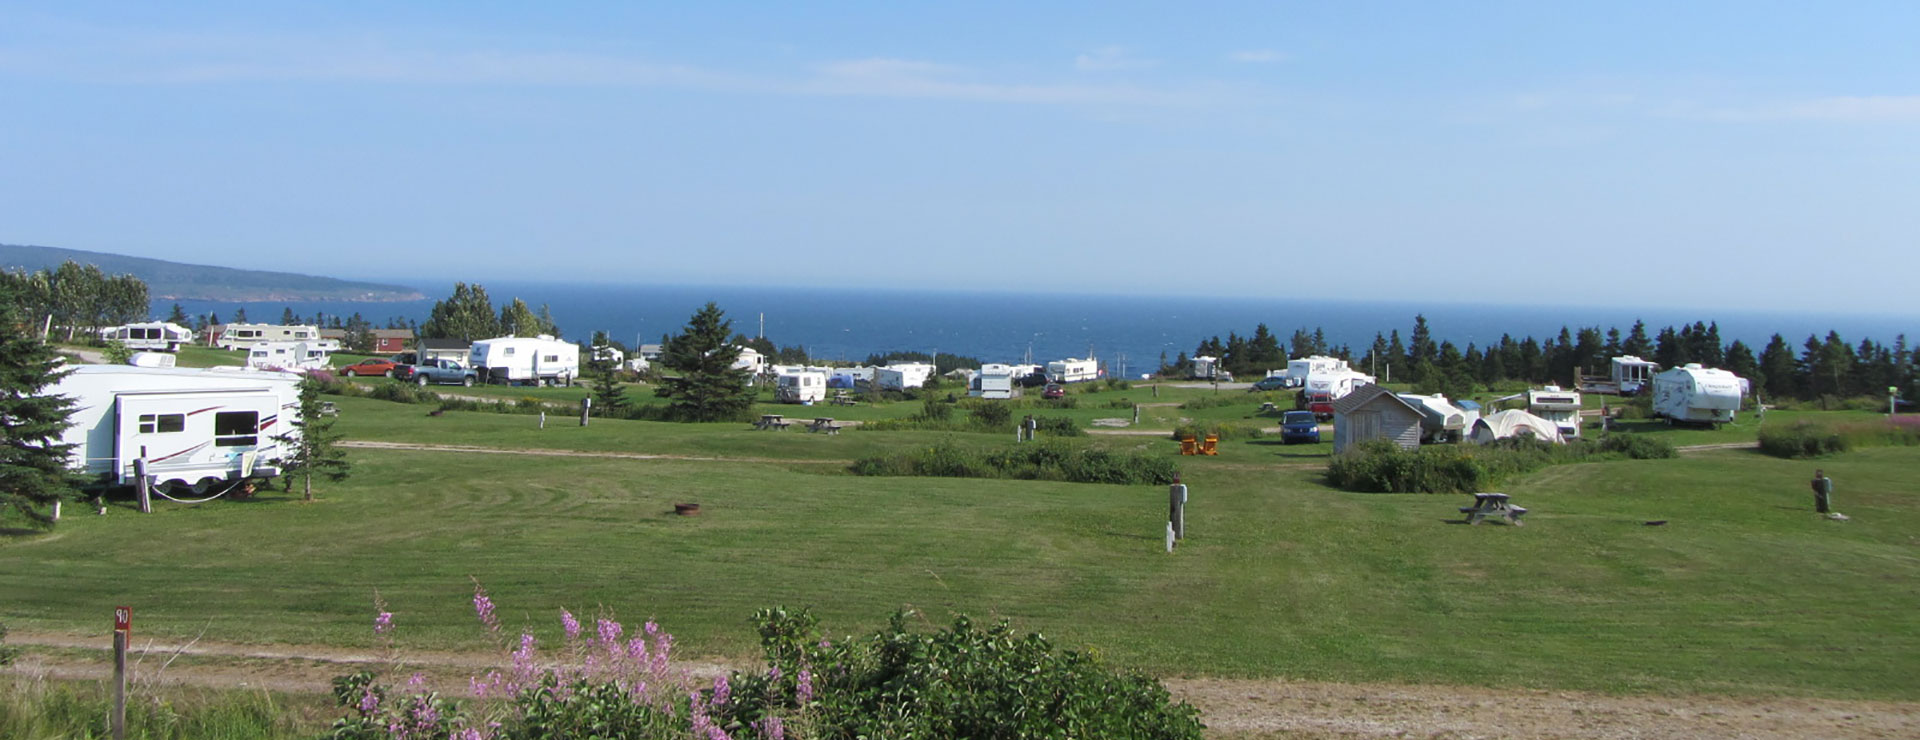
left=0, top=243, right=424, bottom=302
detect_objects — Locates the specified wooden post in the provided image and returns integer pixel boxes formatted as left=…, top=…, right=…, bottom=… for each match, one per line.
left=112, top=606, right=130, bottom=740
left=1168, top=479, right=1187, bottom=540
left=133, top=458, right=151, bottom=514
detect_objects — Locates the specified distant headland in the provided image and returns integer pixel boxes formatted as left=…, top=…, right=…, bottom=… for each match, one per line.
left=0, top=243, right=425, bottom=302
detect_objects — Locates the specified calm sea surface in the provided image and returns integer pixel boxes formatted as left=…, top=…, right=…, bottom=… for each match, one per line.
left=161, top=282, right=1915, bottom=376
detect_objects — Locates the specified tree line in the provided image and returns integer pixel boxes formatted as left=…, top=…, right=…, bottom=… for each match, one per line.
left=1173, top=314, right=1915, bottom=402
left=0, top=261, right=149, bottom=340
left=417, top=282, right=561, bottom=341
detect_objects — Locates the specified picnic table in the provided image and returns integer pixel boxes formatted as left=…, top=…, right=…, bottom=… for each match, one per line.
left=809, top=417, right=841, bottom=435
left=755, top=414, right=791, bottom=431
left=1460, top=492, right=1526, bottom=525
left=830, top=390, right=858, bottom=406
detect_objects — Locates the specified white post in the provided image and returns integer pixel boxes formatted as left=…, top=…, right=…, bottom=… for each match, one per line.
left=539, top=411, right=546, bottom=429
left=1165, top=522, right=1175, bottom=553
left=1169, top=480, right=1188, bottom=540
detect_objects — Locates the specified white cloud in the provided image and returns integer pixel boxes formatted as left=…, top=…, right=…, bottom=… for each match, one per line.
left=1670, top=95, right=1920, bottom=123
left=1229, top=49, right=1286, bottom=64
left=1074, top=46, right=1157, bottom=72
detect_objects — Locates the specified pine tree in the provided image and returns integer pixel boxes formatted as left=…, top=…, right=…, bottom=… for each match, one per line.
left=421, top=283, right=500, bottom=341
left=273, top=376, right=350, bottom=502
left=166, top=303, right=189, bottom=325
left=588, top=331, right=630, bottom=413
left=655, top=303, right=754, bottom=422
left=0, top=290, right=86, bottom=525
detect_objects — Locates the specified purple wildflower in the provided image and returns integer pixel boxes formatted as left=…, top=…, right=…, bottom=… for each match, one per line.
left=357, top=689, right=380, bottom=713
left=472, top=586, right=500, bottom=633
left=561, top=609, right=582, bottom=642
left=755, top=716, right=786, bottom=740
left=374, top=611, right=394, bottom=635
left=407, top=672, right=426, bottom=689
left=797, top=668, right=814, bottom=704
left=711, top=675, right=731, bottom=707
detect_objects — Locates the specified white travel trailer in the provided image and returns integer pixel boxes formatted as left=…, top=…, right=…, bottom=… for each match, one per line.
left=1526, top=386, right=1584, bottom=439
left=1651, top=364, right=1744, bottom=426
left=1192, top=356, right=1230, bottom=380
left=970, top=363, right=1019, bottom=400
left=245, top=341, right=332, bottom=371
left=99, top=322, right=193, bottom=352
left=469, top=335, right=581, bottom=386
left=775, top=369, right=828, bottom=404
left=876, top=362, right=936, bottom=391
left=1396, top=393, right=1480, bottom=443
left=1303, top=369, right=1375, bottom=420
left=1580, top=355, right=1660, bottom=395
left=53, top=364, right=301, bottom=493
left=1046, top=358, right=1100, bottom=384
left=218, top=323, right=322, bottom=350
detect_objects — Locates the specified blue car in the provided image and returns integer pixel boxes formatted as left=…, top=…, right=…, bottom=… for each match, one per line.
left=1281, top=410, right=1321, bottom=444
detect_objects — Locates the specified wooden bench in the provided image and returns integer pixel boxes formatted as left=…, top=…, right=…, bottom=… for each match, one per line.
left=1460, top=492, right=1526, bottom=525
left=809, top=417, right=840, bottom=435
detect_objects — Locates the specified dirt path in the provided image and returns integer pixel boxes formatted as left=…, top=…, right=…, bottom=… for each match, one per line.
left=8, top=631, right=1913, bottom=738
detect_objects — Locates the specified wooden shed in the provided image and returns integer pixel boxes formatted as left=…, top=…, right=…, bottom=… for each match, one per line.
left=1331, top=384, right=1425, bottom=454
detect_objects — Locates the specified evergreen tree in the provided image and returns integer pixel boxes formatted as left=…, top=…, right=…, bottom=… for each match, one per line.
left=655, top=303, right=754, bottom=422
left=499, top=298, right=544, bottom=338
left=274, top=376, right=350, bottom=502
left=1725, top=340, right=1761, bottom=392
left=421, top=283, right=500, bottom=341
left=1757, top=334, right=1800, bottom=400
left=1407, top=315, right=1435, bottom=368
left=281, top=307, right=299, bottom=325
left=0, top=290, right=86, bottom=525
left=588, top=331, right=630, bottom=413
left=1622, top=320, right=1653, bottom=357
left=233, top=307, right=248, bottom=323
left=166, top=303, right=189, bottom=325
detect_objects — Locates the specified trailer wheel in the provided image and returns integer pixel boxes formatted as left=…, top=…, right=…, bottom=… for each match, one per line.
left=462, top=376, right=474, bottom=387
left=192, top=477, right=220, bottom=495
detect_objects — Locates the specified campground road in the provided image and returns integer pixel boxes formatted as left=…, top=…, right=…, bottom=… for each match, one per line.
left=338, top=440, right=853, bottom=465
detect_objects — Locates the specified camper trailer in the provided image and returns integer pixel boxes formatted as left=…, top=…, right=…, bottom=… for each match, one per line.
left=970, top=364, right=1019, bottom=400
left=53, top=364, right=301, bottom=493
left=1192, top=356, right=1230, bottom=381
left=1526, top=386, right=1584, bottom=439
left=1396, top=393, right=1480, bottom=443
left=1580, top=355, right=1660, bottom=395
left=218, top=324, right=322, bottom=350
left=876, top=363, right=936, bottom=391
left=469, top=335, right=581, bottom=386
left=1302, top=368, right=1375, bottom=420
left=99, top=322, right=193, bottom=352
left=1285, top=356, right=1349, bottom=388
left=1046, top=358, right=1100, bottom=384
left=775, top=370, right=828, bottom=404
left=245, top=341, right=332, bottom=371
left=1651, top=364, right=1744, bottom=426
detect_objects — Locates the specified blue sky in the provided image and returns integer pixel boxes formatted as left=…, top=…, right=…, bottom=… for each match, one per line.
left=2, top=2, right=1915, bottom=313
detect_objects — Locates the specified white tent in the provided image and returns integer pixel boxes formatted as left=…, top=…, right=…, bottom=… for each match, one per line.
left=1468, top=409, right=1566, bottom=445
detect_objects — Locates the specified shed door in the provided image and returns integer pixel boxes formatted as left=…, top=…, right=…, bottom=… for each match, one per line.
left=1350, top=411, right=1380, bottom=441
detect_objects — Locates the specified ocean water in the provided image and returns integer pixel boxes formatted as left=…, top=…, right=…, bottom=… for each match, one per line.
left=160, top=282, right=1915, bottom=376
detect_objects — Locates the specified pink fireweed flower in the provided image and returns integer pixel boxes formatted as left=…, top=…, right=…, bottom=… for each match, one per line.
left=374, top=611, right=394, bottom=635
left=626, top=636, right=649, bottom=663
left=407, top=672, right=426, bottom=689
left=597, top=618, right=622, bottom=646
left=644, top=620, right=660, bottom=637
left=796, top=668, right=814, bottom=704
left=357, top=689, right=380, bottom=713
left=711, top=675, right=731, bottom=707
left=755, top=716, right=786, bottom=740
left=472, top=588, right=500, bottom=633
left=561, top=609, right=582, bottom=642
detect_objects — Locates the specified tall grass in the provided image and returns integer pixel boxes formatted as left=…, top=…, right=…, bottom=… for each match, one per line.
left=850, top=440, right=1177, bottom=485
left=1758, top=417, right=1920, bottom=458
left=1327, top=435, right=1676, bottom=493
left=0, top=678, right=307, bottom=740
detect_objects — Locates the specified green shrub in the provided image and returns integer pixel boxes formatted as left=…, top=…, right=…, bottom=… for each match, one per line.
left=851, top=441, right=1175, bottom=485
left=1327, top=435, right=1669, bottom=493
left=969, top=401, right=1011, bottom=429
left=1597, top=433, right=1677, bottom=459
left=1759, top=420, right=1850, bottom=458
left=1171, top=422, right=1265, bottom=442
left=1033, top=415, right=1084, bottom=437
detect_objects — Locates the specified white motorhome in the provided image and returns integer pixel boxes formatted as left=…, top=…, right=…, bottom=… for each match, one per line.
left=469, top=335, right=582, bottom=386
left=1286, top=356, right=1349, bottom=388
left=1046, top=358, right=1100, bottom=384
left=1192, top=356, right=1230, bottom=381
left=245, top=341, right=332, bottom=371
left=775, top=369, right=828, bottom=404
left=54, top=364, right=301, bottom=493
left=876, top=362, right=936, bottom=391
left=969, top=363, right=1019, bottom=400
left=733, top=347, right=767, bottom=376
left=1651, top=364, right=1744, bottom=426
left=1526, top=386, right=1584, bottom=439
left=99, top=322, right=193, bottom=352
left=1303, top=368, right=1375, bottom=420
left=1580, top=355, right=1660, bottom=395
left=218, top=323, right=322, bottom=350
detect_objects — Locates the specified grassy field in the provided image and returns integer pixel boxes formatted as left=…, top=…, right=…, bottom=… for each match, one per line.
left=3, top=387, right=1917, bottom=704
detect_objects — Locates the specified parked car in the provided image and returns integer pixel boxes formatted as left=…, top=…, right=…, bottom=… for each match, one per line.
left=339, top=358, right=401, bottom=377
left=1251, top=375, right=1290, bottom=391
left=1042, top=383, right=1066, bottom=399
left=1281, top=410, right=1321, bottom=444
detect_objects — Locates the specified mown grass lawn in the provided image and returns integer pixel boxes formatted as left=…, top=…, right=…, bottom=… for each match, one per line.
left=3, top=395, right=1915, bottom=701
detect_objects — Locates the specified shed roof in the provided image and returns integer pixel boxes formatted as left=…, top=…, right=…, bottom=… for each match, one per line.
left=1330, top=383, right=1421, bottom=416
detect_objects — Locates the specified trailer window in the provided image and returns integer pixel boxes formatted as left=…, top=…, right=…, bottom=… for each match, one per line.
left=543, top=354, right=559, bottom=363
left=503, top=347, right=516, bottom=356
left=138, top=413, right=186, bottom=434
left=213, top=411, right=260, bottom=447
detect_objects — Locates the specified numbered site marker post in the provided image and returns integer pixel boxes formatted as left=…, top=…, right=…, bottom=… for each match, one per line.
left=1168, top=478, right=1188, bottom=540
left=112, top=606, right=131, bottom=740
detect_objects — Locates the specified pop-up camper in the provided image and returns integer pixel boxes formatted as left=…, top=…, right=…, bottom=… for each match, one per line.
left=99, top=322, right=193, bottom=352
left=469, top=335, right=581, bottom=386
left=54, top=364, right=302, bottom=494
